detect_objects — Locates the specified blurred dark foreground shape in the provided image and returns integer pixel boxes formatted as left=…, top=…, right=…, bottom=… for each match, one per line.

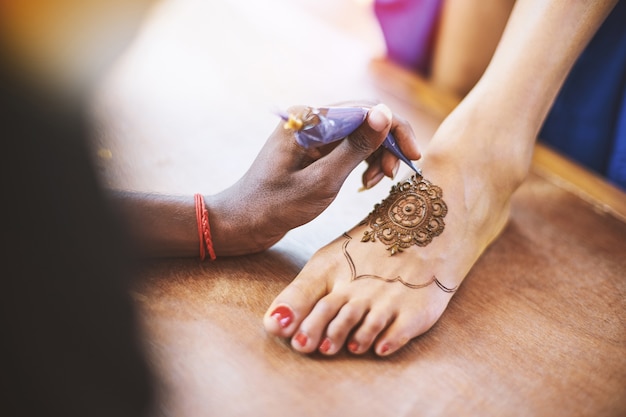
left=1, top=1, right=155, bottom=416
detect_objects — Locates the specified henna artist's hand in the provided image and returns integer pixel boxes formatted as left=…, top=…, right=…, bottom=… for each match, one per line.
left=361, top=110, right=420, bottom=189
left=205, top=103, right=420, bottom=256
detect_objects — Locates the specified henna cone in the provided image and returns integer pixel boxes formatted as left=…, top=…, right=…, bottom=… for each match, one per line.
left=280, top=106, right=421, bottom=174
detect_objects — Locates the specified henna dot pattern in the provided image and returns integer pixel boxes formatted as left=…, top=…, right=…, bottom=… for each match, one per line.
left=361, top=174, right=447, bottom=255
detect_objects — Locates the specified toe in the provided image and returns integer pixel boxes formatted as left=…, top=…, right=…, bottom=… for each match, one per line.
left=321, top=300, right=368, bottom=355
left=291, top=293, right=347, bottom=353
left=264, top=270, right=328, bottom=338
left=374, top=307, right=438, bottom=356
left=347, top=307, right=395, bottom=354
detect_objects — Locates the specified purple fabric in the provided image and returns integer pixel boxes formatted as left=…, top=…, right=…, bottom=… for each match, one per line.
left=374, top=0, right=443, bottom=74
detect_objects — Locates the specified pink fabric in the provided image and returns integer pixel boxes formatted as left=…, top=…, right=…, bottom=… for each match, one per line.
left=374, top=0, right=442, bottom=75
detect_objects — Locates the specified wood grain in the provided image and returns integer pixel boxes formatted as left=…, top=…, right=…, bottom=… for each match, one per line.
left=92, top=0, right=626, bottom=416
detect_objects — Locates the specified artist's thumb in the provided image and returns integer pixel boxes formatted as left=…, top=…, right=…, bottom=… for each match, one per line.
left=325, top=103, right=392, bottom=173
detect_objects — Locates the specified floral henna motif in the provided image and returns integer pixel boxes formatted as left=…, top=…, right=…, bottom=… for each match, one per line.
left=361, top=174, right=447, bottom=255
left=342, top=233, right=456, bottom=293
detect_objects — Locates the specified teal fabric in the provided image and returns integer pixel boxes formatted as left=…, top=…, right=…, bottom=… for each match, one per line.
left=540, top=2, right=626, bottom=189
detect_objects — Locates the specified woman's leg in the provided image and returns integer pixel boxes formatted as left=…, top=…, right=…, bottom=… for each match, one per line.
left=430, top=0, right=515, bottom=97
left=263, top=0, right=617, bottom=356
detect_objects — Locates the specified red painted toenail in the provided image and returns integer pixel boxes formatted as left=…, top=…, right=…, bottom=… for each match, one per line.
left=380, top=344, right=390, bottom=355
left=319, top=338, right=332, bottom=354
left=270, top=305, right=293, bottom=328
left=294, top=332, right=308, bottom=347
left=348, top=341, right=359, bottom=353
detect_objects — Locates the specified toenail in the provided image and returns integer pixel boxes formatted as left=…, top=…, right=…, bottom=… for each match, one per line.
left=380, top=344, right=390, bottom=355
left=348, top=341, right=359, bottom=353
left=319, top=338, right=332, bottom=354
left=270, top=305, right=294, bottom=328
left=294, top=332, right=308, bottom=347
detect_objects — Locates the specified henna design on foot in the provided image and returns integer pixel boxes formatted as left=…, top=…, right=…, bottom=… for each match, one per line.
left=361, top=174, right=447, bottom=255
left=342, top=233, right=457, bottom=293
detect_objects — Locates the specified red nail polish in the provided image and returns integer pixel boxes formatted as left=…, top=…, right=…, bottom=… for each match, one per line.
left=380, top=344, right=390, bottom=355
left=348, top=341, right=359, bottom=353
left=270, top=305, right=293, bottom=328
left=294, top=332, right=308, bottom=347
left=319, top=338, right=332, bottom=354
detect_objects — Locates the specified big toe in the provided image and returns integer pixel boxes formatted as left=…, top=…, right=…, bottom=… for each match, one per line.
left=264, top=270, right=329, bottom=338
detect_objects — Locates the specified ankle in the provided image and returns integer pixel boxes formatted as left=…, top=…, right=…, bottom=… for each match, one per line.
left=425, top=121, right=532, bottom=197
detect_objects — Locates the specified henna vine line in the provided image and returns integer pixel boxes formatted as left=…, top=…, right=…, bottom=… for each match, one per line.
left=342, top=233, right=457, bottom=293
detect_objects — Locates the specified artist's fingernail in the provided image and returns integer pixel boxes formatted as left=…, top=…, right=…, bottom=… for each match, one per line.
left=348, top=340, right=359, bottom=353
left=319, top=338, right=332, bottom=354
left=391, top=161, right=400, bottom=179
left=364, top=172, right=385, bottom=190
left=294, top=332, right=308, bottom=347
left=368, top=104, right=392, bottom=132
left=270, top=305, right=294, bottom=328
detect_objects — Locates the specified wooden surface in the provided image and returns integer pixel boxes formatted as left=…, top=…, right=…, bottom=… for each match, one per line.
left=92, top=0, right=626, bottom=416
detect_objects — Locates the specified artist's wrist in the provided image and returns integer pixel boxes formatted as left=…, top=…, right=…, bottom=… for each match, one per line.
left=203, top=190, right=284, bottom=256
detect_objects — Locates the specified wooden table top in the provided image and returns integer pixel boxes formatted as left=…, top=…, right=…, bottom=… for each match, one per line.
left=92, top=0, right=626, bottom=416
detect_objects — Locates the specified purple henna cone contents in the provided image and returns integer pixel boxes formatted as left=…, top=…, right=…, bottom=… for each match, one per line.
left=292, top=107, right=367, bottom=148
left=280, top=106, right=420, bottom=175
left=382, top=133, right=421, bottom=175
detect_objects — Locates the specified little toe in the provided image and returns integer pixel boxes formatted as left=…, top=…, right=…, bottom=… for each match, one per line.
left=374, top=305, right=442, bottom=356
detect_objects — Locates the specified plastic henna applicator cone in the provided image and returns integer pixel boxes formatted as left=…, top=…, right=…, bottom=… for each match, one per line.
left=279, top=106, right=421, bottom=175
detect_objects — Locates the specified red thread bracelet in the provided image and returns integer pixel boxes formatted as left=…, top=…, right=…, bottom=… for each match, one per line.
left=194, top=194, right=216, bottom=261
left=194, top=194, right=206, bottom=261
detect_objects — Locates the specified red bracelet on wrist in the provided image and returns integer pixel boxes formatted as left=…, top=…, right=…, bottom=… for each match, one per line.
left=194, top=193, right=216, bottom=261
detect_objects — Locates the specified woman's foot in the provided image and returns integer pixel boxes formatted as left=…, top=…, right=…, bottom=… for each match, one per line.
left=264, top=116, right=527, bottom=356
